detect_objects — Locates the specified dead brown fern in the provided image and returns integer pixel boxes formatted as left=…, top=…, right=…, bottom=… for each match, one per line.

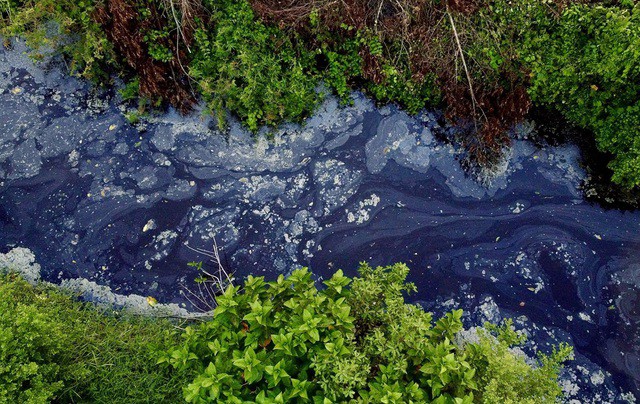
left=94, top=0, right=201, bottom=112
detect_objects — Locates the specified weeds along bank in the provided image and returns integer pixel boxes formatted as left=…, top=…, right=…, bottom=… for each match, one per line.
left=0, top=264, right=572, bottom=403
left=0, top=272, right=189, bottom=403
left=2, top=0, right=640, bottom=189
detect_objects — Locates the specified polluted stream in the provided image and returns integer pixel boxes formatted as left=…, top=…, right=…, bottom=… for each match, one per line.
left=1, top=42, right=639, bottom=402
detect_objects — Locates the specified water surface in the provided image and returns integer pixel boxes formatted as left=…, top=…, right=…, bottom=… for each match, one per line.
left=1, top=42, right=639, bottom=402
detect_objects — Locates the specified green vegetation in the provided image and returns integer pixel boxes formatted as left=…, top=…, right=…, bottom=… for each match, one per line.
left=190, top=0, right=320, bottom=131
left=1, top=0, right=115, bottom=81
left=523, top=2, right=640, bottom=187
left=163, top=263, right=572, bottom=403
left=0, top=273, right=187, bottom=403
left=2, top=0, right=640, bottom=188
left=0, top=264, right=571, bottom=403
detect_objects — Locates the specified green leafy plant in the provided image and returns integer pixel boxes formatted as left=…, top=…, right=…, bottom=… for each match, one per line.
left=190, top=0, right=320, bottom=131
left=164, top=262, right=572, bottom=403
left=144, top=28, right=174, bottom=63
left=0, top=274, right=68, bottom=402
left=1, top=0, right=115, bottom=81
left=523, top=2, right=640, bottom=187
left=475, top=0, right=640, bottom=188
left=119, top=77, right=141, bottom=101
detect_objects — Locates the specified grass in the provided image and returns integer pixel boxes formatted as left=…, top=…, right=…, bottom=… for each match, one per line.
left=0, top=272, right=190, bottom=403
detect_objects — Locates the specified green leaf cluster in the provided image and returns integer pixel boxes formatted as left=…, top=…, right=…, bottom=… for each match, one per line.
left=165, top=262, right=572, bottom=403
left=0, top=275, right=67, bottom=403
left=190, top=0, right=320, bottom=131
left=480, top=0, right=640, bottom=188
left=144, top=28, right=173, bottom=63
left=0, top=265, right=572, bottom=403
left=162, top=268, right=354, bottom=402
left=308, top=22, right=440, bottom=113
left=1, top=0, right=115, bottom=81
left=524, top=2, right=640, bottom=187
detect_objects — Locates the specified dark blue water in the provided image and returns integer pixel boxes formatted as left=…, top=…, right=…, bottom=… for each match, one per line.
left=1, top=42, right=639, bottom=402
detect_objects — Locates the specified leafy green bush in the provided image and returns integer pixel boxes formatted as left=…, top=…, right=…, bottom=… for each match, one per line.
left=143, top=28, right=174, bottom=63
left=364, top=62, right=440, bottom=115
left=1, top=0, right=115, bottom=81
left=320, top=35, right=363, bottom=102
left=0, top=265, right=572, bottom=403
left=523, top=2, right=640, bottom=187
left=481, top=0, right=640, bottom=188
left=190, top=0, right=320, bottom=131
left=164, top=263, right=572, bottom=403
left=304, top=15, right=441, bottom=113
left=0, top=274, right=68, bottom=402
left=0, top=273, right=187, bottom=403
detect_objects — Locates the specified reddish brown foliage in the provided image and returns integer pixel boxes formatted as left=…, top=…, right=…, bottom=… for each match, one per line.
left=250, top=0, right=424, bottom=33
left=360, top=45, right=384, bottom=84
left=94, top=0, right=197, bottom=112
left=250, top=1, right=317, bottom=30
left=443, top=74, right=533, bottom=165
left=446, top=0, right=482, bottom=14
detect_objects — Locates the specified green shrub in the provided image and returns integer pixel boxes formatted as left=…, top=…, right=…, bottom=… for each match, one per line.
left=364, top=62, right=440, bottom=115
left=1, top=0, right=115, bottom=81
left=0, top=265, right=572, bottom=403
left=0, top=274, right=68, bottom=402
left=511, top=2, right=640, bottom=187
left=321, top=36, right=362, bottom=102
left=0, top=273, right=187, bottom=403
left=189, top=0, right=320, bottom=131
left=143, top=28, right=173, bottom=63
left=164, top=263, right=572, bottom=403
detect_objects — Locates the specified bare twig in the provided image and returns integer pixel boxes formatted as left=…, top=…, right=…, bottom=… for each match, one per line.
left=181, top=238, right=234, bottom=313
left=446, top=7, right=487, bottom=125
left=374, top=0, right=385, bottom=33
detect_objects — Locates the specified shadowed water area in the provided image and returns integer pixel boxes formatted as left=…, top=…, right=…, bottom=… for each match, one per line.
left=1, top=42, right=639, bottom=401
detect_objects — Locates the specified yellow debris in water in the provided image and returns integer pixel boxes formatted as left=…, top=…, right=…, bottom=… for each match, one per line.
left=109, top=124, right=117, bottom=131
left=146, top=296, right=158, bottom=306
left=11, top=87, right=22, bottom=95
left=142, top=219, right=155, bottom=232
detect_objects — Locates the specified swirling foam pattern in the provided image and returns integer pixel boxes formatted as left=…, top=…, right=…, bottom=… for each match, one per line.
left=1, top=41, right=639, bottom=401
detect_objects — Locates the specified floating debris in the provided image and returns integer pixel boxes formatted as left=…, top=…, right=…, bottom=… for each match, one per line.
left=143, top=219, right=157, bottom=232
